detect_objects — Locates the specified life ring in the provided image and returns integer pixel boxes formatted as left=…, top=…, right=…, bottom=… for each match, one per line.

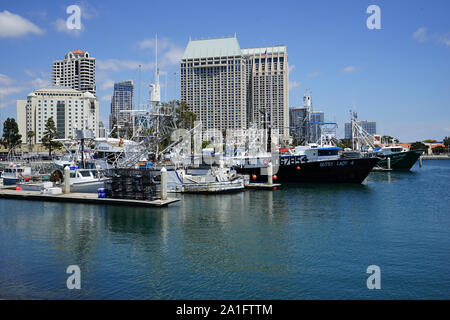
left=262, top=159, right=269, bottom=166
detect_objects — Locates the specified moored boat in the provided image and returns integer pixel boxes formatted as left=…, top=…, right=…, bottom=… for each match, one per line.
left=375, top=146, right=424, bottom=171
left=234, top=144, right=380, bottom=184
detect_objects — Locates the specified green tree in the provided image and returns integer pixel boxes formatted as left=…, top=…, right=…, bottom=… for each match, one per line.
left=410, top=141, right=427, bottom=151
left=176, top=101, right=197, bottom=130
left=432, top=146, right=446, bottom=154
left=27, top=130, right=35, bottom=153
left=1, top=118, right=22, bottom=155
left=41, top=117, right=62, bottom=157
left=336, top=138, right=352, bottom=149
left=202, top=140, right=210, bottom=149
left=423, top=139, right=436, bottom=143
left=110, top=117, right=118, bottom=139
left=443, top=136, right=450, bottom=147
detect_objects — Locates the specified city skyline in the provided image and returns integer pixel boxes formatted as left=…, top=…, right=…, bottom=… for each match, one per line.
left=0, top=0, right=449, bottom=141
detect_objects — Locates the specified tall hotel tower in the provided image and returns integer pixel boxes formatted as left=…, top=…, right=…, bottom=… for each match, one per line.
left=180, top=36, right=289, bottom=137
left=52, top=49, right=96, bottom=95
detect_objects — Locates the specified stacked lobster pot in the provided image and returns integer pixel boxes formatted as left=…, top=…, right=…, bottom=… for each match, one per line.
left=105, top=169, right=160, bottom=200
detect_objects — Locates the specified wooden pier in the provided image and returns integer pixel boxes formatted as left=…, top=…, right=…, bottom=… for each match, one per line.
left=0, top=188, right=179, bottom=207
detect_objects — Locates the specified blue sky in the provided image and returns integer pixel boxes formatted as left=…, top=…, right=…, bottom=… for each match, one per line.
left=0, top=0, right=449, bottom=141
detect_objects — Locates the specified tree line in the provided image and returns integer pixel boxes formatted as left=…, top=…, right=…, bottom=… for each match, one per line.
left=1, top=117, right=62, bottom=158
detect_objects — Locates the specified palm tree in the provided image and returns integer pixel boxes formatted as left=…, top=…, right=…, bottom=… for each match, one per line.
left=27, top=130, right=35, bottom=153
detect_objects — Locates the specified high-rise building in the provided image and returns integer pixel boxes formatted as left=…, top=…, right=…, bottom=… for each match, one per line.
left=180, top=36, right=289, bottom=137
left=180, top=37, right=247, bottom=132
left=289, top=106, right=308, bottom=141
left=345, top=120, right=377, bottom=139
left=52, top=49, right=96, bottom=95
left=109, top=80, right=134, bottom=130
left=242, top=46, right=289, bottom=136
left=16, top=86, right=99, bottom=143
left=309, top=111, right=324, bottom=143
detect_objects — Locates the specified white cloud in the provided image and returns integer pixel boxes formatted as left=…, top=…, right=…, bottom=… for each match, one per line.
left=436, top=33, right=450, bottom=47
left=54, top=18, right=84, bottom=36
left=101, top=79, right=115, bottom=90
left=0, top=74, right=14, bottom=86
left=137, top=37, right=185, bottom=67
left=138, top=37, right=172, bottom=50
left=101, top=95, right=111, bottom=102
left=163, top=47, right=184, bottom=65
left=0, top=86, right=26, bottom=97
left=413, top=27, right=428, bottom=43
left=0, top=10, right=44, bottom=38
left=412, top=27, right=450, bottom=47
left=289, top=80, right=301, bottom=91
left=342, top=66, right=359, bottom=73
left=97, top=59, right=154, bottom=72
left=31, top=77, right=51, bottom=88
left=307, top=71, right=321, bottom=78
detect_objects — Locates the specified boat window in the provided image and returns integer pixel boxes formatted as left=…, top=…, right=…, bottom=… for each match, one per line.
left=318, top=149, right=339, bottom=156
left=79, top=171, right=92, bottom=177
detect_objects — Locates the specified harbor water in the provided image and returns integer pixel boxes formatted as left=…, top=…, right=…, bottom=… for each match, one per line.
left=0, top=160, right=449, bottom=299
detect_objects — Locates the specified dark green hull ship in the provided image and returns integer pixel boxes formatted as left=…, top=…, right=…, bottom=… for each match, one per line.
left=377, top=150, right=424, bottom=171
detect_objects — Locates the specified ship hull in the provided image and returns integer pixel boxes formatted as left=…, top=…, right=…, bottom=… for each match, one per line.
left=235, top=156, right=380, bottom=184
left=376, top=150, right=424, bottom=171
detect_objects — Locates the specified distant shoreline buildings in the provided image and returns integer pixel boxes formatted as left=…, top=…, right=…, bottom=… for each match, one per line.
left=16, top=50, right=99, bottom=142
left=345, top=120, right=377, bottom=140
left=17, top=87, right=99, bottom=143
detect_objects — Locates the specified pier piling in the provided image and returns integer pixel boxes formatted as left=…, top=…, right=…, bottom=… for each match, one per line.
left=64, top=166, right=70, bottom=194
left=387, top=157, right=391, bottom=170
left=267, top=162, right=273, bottom=185
left=160, top=167, right=167, bottom=200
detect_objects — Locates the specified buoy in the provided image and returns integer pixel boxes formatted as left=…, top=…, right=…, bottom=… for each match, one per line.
left=16, top=186, right=22, bottom=191
left=273, top=175, right=277, bottom=181
left=273, top=187, right=277, bottom=191
left=296, top=166, right=301, bottom=171
left=25, top=177, right=30, bottom=182
left=252, top=175, right=257, bottom=180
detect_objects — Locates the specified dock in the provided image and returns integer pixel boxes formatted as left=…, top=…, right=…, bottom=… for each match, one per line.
left=245, top=183, right=281, bottom=190
left=0, top=188, right=179, bottom=207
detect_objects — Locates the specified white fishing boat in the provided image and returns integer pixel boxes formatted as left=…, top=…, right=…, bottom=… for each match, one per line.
left=51, top=167, right=110, bottom=193
left=0, top=164, right=32, bottom=186
left=166, top=167, right=244, bottom=193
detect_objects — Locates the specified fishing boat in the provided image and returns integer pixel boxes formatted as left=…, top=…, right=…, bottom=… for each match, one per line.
left=374, top=146, right=424, bottom=171
left=51, top=167, right=110, bottom=193
left=165, top=166, right=244, bottom=193
left=0, top=164, right=33, bottom=186
left=234, top=144, right=379, bottom=184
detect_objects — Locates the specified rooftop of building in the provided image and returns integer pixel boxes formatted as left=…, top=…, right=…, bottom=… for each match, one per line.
left=182, top=36, right=242, bottom=59
left=72, top=49, right=86, bottom=54
left=27, top=86, right=96, bottom=98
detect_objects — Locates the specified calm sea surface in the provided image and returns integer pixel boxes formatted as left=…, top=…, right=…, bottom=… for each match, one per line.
left=1, top=160, right=449, bottom=299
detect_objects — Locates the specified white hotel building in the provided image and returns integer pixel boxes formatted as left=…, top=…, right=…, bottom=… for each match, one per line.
left=17, top=86, right=99, bottom=143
